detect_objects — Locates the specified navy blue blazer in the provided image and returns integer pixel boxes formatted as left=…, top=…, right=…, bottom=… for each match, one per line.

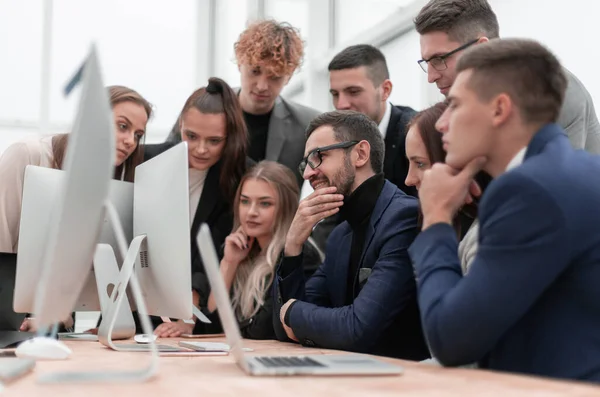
left=273, top=181, right=429, bottom=360
left=409, top=124, right=600, bottom=382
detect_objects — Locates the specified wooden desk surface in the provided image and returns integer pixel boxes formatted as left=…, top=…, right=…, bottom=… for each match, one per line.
left=3, top=337, right=600, bottom=396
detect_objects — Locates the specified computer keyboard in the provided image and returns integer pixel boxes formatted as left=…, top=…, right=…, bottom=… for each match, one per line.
left=255, top=356, right=325, bottom=368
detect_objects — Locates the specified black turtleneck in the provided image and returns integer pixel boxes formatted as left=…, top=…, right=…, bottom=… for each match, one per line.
left=339, top=173, right=385, bottom=304
left=279, top=173, right=385, bottom=327
left=244, top=109, right=273, bottom=162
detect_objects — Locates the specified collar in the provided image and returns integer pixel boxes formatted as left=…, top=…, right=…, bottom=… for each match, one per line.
left=524, top=123, right=566, bottom=161
left=377, top=102, right=393, bottom=139
left=236, top=87, right=284, bottom=118
left=506, top=147, right=527, bottom=171
left=339, top=173, right=385, bottom=229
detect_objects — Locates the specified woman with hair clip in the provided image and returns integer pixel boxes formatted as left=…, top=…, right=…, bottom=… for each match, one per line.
left=0, top=85, right=152, bottom=331
left=148, top=78, right=252, bottom=337
left=404, top=102, right=492, bottom=274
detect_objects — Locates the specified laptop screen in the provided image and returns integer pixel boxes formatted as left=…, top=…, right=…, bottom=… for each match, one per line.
left=196, top=224, right=250, bottom=372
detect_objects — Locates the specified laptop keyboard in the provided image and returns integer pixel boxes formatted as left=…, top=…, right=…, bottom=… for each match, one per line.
left=255, top=356, right=326, bottom=368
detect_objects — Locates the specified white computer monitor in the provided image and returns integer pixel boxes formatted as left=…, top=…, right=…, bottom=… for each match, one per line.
left=98, top=142, right=193, bottom=352
left=13, top=46, right=159, bottom=385
left=16, top=142, right=193, bottom=334
left=14, top=166, right=134, bottom=314
left=27, top=48, right=115, bottom=329
left=131, top=141, right=192, bottom=320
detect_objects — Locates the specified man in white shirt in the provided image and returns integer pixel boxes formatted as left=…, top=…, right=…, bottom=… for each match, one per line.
left=307, top=45, right=417, bottom=251
left=327, top=44, right=417, bottom=196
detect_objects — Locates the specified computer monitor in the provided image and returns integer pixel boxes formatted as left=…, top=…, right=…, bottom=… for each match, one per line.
left=14, top=166, right=134, bottom=314
left=13, top=46, right=160, bottom=385
left=131, top=141, right=192, bottom=320
left=98, top=142, right=192, bottom=351
left=14, top=46, right=115, bottom=330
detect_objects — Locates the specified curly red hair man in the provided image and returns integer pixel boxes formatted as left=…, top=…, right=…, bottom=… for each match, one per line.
left=234, top=20, right=320, bottom=188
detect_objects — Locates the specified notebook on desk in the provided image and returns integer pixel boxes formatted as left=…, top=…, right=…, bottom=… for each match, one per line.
left=196, top=224, right=403, bottom=376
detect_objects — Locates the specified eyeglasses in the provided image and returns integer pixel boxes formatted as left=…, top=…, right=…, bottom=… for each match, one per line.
left=298, top=140, right=359, bottom=175
left=417, top=39, right=479, bottom=73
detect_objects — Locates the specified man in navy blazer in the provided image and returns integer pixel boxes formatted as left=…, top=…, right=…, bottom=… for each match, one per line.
left=273, top=110, right=429, bottom=360
left=410, top=38, right=600, bottom=382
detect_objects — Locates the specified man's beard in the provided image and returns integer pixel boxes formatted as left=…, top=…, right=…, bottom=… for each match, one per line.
left=330, top=154, right=355, bottom=197
left=309, top=154, right=355, bottom=196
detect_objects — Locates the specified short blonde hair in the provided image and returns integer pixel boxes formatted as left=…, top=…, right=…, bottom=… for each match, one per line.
left=234, top=19, right=304, bottom=77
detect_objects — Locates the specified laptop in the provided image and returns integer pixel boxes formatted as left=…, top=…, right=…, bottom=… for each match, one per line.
left=0, top=254, right=34, bottom=348
left=196, top=224, right=403, bottom=376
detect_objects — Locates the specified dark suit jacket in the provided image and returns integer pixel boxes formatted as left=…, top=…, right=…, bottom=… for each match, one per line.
left=409, top=124, right=600, bottom=382
left=165, top=95, right=320, bottom=188
left=309, top=104, right=417, bottom=253
left=384, top=104, right=417, bottom=197
left=273, top=181, right=429, bottom=360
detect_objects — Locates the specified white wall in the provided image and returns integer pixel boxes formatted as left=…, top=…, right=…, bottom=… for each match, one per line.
left=380, top=30, right=439, bottom=111
left=490, top=0, right=600, bottom=108
left=213, top=0, right=248, bottom=88
left=0, top=0, right=199, bottom=149
left=0, top=0, right=43, bottom=122
left=48, top=0, right=197, bottom=140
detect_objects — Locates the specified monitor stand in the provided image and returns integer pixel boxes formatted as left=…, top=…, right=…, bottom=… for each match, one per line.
left=35, top=200, right=159, bottom=383
left=93, top=244, right=136, bottom=340
left=96, top=236, right=211, bottom=350
left=59, top=248, right=137, bottom=342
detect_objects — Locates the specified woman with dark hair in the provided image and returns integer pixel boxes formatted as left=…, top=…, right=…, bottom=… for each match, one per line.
left=145, top=78, right=252, bottom=337
left=404, top=102, right=491, bottom=274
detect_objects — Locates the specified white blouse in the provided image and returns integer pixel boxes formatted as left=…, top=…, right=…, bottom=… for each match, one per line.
left=188, top=168, right=208, bottom=227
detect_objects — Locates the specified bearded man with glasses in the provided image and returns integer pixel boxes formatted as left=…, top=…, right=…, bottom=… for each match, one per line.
left=272, top=110, right=429, bottom=360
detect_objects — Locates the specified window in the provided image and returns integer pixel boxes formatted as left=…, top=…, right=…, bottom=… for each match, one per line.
left=335, top=0, right=411, bottom=44
left=0, top=0, right=43, bottom=122
left=213, top=0, right=248, bottom=89
left=49, top=0, right=197, bottom=140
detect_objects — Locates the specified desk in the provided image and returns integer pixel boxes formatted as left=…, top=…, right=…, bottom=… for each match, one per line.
left=4, top=338, right=600, bottom=396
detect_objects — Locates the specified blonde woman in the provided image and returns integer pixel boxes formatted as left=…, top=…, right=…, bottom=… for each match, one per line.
left=159, top=161, right=320, bottom=338
left=219, top=160, right=322, bottom=339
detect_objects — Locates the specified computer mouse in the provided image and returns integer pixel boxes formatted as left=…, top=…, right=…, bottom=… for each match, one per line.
left=15, top=337, right=72, bottom=360
left=134, top=334, right=157, bottom=344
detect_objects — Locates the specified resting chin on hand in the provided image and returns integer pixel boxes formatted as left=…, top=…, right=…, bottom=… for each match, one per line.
left=279, top=299, right=298, bottom=342
left=284, top=187, right=344, bottom=257
left=419, top=157, right=486, bottom=230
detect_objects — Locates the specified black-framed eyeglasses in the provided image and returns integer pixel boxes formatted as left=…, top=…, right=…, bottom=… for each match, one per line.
left=417, top=39, right=479, bottom=73
left=298, top=140, right=359, bottom=175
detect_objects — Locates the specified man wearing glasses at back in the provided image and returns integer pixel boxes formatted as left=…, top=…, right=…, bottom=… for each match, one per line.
left=272, top=110, right=429, bottom=360
left=415, top=0, right=600, bottom=154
